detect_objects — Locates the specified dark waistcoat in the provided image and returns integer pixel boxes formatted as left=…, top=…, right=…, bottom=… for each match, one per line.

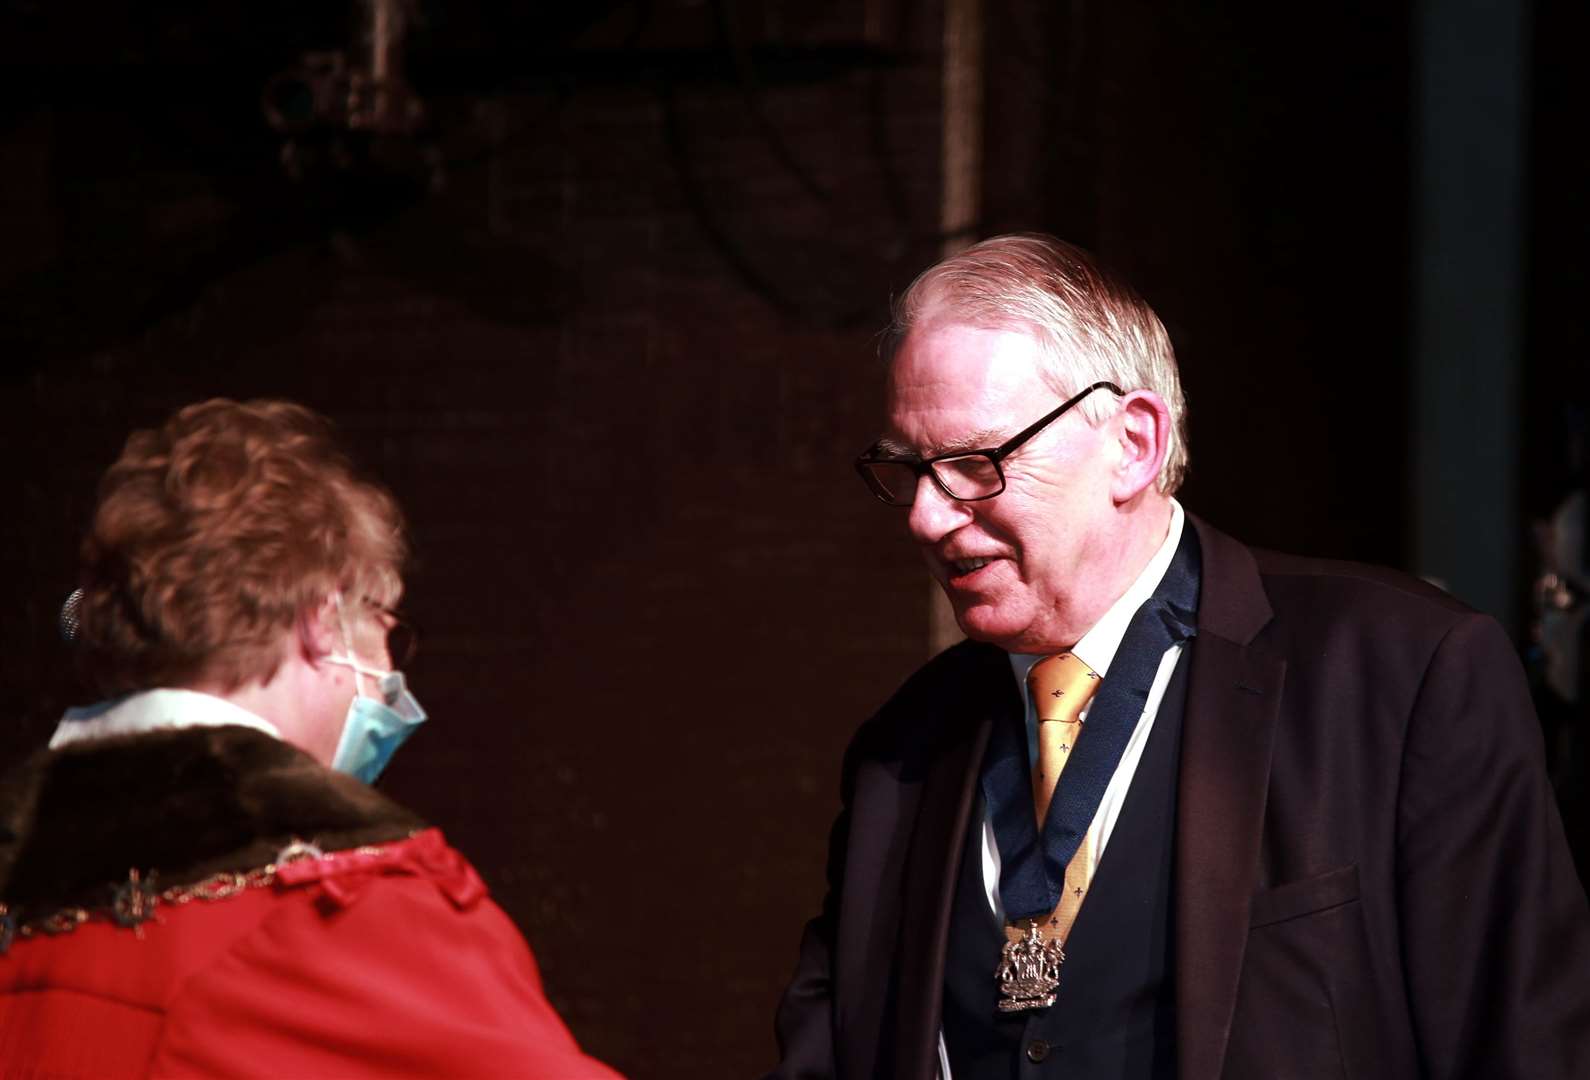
left=941, top=651, right=1190, bottom=1079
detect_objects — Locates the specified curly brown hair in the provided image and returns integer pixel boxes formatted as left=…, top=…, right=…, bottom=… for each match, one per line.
left=73, top=399, right=407, bottom=696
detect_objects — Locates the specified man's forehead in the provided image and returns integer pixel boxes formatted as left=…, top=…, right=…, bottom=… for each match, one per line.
left=889, top=315, right=1049, bottom=383
left=882, top=319, right=1049, bottom=454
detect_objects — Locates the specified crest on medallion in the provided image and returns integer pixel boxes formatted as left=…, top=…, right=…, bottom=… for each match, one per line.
left=996, top=922, right=1066, bottom=1013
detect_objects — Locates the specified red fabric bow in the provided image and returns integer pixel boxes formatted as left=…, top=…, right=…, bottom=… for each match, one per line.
left=275, top=828, right=487, bottom=911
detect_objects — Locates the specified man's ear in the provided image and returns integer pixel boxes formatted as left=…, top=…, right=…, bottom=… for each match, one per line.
left=296, top=594, right=340, bottom=664
left=1111, top=390, right=1171, bottom=503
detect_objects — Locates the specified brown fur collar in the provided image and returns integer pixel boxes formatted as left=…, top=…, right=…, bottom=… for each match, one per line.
left=0, top=726, right=424, bottom=912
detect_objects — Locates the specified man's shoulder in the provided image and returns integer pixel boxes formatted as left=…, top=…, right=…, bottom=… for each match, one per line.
left=1194, top=514, right=1467, bottom=619
left=1238, top=544, right=1499, bottom=664
left=1246, top=550, right=1469, bottom=626
left=893, top=637, right=1008, bottom=696
left=884, top=637, right=1016, bottom=719
left=1191, top=514, right=1492, bottom=657
left=1249, top=547, right=1470, bottom=617
left=848, top=639, right=1009, bottom=763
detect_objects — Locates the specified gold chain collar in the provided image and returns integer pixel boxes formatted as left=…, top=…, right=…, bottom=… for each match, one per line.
left=0, top=838, right=384, bottom=952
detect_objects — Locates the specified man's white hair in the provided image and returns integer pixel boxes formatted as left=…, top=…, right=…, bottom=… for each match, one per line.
left=883, top=233, right=1189, bottom=494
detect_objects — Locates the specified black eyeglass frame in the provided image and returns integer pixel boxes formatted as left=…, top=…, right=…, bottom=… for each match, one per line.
left=854, top=380, right=1126, bottom=506
left=363, top=599, right=420, bottom=667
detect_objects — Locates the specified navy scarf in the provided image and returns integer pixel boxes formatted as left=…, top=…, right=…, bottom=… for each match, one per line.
left=982, top=522, right=1202, bottom=920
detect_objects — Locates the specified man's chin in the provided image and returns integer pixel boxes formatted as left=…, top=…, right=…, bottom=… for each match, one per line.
left=948, top=600, right=1027, bottom=651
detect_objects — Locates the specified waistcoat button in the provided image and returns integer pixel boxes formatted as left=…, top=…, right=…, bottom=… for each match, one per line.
left=1026, top=1039, right=1051, bottom=1063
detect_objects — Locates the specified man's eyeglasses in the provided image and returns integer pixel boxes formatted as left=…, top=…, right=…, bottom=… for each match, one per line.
left=854, top=381, right=1125, bottom=506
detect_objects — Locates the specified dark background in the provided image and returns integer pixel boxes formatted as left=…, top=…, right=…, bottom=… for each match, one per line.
left=1, top=2, right=1585, bottom=1076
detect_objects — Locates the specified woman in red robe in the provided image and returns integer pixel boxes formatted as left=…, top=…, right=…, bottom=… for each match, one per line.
left=0, top=399, right=621, bottom=1079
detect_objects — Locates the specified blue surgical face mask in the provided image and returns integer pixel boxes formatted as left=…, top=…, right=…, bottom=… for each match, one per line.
left=324, top=594, right=428, bottom=784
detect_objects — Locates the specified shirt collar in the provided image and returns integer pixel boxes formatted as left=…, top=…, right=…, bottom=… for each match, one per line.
left=50, top=687, right=282, bottom=750
left=1009, top=497, right=1186, bottom=685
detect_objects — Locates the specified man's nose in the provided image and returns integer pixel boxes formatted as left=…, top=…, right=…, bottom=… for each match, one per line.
left=907, top=473, right=973, bottom=543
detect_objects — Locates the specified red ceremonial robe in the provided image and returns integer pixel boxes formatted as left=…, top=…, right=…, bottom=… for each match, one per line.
left=0, top=726, right=622, bottom=1079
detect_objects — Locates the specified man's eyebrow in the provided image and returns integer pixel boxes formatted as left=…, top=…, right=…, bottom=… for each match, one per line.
left=873, top=428, right=1006, bottom=459
left=933, top=428, right=1005, bottom=454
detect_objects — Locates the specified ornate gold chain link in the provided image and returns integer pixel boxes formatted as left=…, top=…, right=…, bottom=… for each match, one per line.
left=0, top=838, right=380, bottom=950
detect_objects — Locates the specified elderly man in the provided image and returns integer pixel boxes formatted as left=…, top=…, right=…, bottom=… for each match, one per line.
left=770, top=235, right=1590, bottom=1078
left=0, top=399, right=620, bottom=1078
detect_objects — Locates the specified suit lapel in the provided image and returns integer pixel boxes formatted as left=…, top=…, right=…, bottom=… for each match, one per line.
left=1175, top=633, right=1284, bottom=1080
left=1176, top=517, right=1285, bottom=1080
left=891, top=671, right=1003, bottom=1080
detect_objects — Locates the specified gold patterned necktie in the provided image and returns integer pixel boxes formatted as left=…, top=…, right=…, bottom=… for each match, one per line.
left=1008, top=652, right=1102, bottom=952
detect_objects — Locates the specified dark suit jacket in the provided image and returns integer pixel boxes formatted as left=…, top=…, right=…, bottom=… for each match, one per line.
left=771, top=515, right=1590, bottom=1079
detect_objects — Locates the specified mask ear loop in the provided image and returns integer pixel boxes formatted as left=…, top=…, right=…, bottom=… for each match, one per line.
left=326, top=591, right=386, bottom=699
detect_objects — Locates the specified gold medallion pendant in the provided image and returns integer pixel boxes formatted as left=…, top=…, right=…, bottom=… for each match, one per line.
left=995, top=921, right=1066, bottom=1013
